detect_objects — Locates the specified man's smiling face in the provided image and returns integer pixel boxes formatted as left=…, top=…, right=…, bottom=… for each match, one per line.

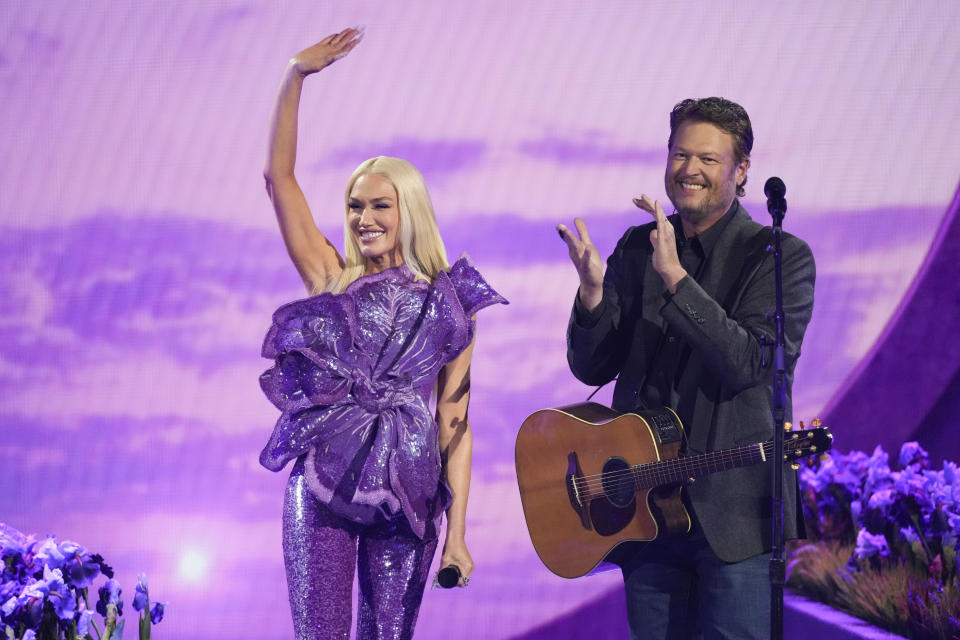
left=664, top=120, right=749, bottom=230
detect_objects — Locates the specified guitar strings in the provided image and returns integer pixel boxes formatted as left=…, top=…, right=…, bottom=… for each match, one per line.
left=571, top=444, right=778, bottom=491
left=570, top=443, right=811, bottom=498
left=568, top=439, right=812, bottom=498
left=571, top=448, right=767, bottom=498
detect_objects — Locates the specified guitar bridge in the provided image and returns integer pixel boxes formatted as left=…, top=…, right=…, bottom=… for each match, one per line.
left=566, top=452, right=592, bottom=531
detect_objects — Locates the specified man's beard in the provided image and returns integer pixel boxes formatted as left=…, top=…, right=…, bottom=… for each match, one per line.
left=666, top=178, right=737, bottom=228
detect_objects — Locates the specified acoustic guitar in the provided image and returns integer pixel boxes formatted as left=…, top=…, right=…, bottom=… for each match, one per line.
left=514, top=402, right=832, bottom=579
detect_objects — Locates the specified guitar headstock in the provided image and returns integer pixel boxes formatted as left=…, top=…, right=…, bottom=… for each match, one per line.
left=784, top=425, right=834, bottom=464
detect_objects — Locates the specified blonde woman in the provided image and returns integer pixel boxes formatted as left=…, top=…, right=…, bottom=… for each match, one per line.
left=258, top=28, right=506, bottom=640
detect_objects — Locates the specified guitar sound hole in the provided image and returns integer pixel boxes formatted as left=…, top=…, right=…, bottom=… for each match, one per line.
left=601, top=457, right=635, bottom=508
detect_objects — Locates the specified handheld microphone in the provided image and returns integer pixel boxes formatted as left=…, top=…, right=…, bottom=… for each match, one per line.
left=435, top=565, right=461, bottom=589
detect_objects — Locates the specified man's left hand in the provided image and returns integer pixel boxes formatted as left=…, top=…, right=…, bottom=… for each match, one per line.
left=634, top=195, right=687, bottom=294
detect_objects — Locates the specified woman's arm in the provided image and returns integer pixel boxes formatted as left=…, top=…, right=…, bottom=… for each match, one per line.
left=263, top=28, right=362, bottom=293
left=434, top=331, right=477, bottom=586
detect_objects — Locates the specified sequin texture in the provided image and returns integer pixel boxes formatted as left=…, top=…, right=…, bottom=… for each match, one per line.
left=283, top=461, right=438, bottom=640
left=260, top=257, right=506, bottom=537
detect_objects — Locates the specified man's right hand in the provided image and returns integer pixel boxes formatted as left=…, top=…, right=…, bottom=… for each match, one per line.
left=557, top=218, right=604, bottom=311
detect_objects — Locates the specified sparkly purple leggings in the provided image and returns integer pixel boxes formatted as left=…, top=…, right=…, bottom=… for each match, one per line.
left=282, top=463, right=438, bottom=640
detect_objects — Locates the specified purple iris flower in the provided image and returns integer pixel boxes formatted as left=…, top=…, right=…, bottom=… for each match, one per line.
left=861, top=448, right=892, bottom=496
left=1, top=544, right=31, bottom=584
left=33, top=538, right=65, bottom=572
left=854, top=529, right=890, bottom=561
left=893, top=467, right=927, bottom=496
left=41, top=566, right=76, bottom=621
left=0, top=524, right=31, bottom=553
left=91, top=553, right=114, bottom=579
left=54, top=540, right=104, bottom=589
left=132, top=573, right=148, bottom=612
left=21, top=575, right=51, bottom=601
left=96, top=578, right=123, bottom=617
left=75, top=609, right=94, bottom=636
left=849, top=499, right=862, bottom=525
left=898, top=526, right=920, bottom=544
left=949, top=513, right=960, bottom=535
left=944, top=461, right=959, bottom=487
left=898, top=441, right=929, bottom=469
left=62, top=552, right=102, bottom=589
left=867, top=489, right=895, bottom=511
left=13, top=590, right=46, bottom=628
left=149, top=601, right=166, bottom=624
left=0, top=580, right=19, bottom=602
left=22, top=630, right=36, bottom=640
left=1, top=594, right=17, bottom=617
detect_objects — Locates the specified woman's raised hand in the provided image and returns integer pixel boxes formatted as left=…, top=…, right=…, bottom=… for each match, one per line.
left=291, top=27, right=363, bottom=77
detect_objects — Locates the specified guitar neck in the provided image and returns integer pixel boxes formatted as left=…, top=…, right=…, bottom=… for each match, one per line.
left=633, top=441, right=774, bottom=488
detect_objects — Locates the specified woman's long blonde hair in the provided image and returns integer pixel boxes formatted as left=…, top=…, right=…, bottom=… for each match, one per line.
left=332, top=156, right=450, bottom=293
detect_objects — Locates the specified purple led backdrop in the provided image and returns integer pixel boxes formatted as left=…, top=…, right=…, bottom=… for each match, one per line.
left=2, top=1, right=960, bottom=638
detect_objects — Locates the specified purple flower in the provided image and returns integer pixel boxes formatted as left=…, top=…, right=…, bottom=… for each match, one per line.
left=850, top=499, right=862, bottom=525
left=867, top=489, right=896, bottom=511
left=1, top=594, right=17, bottom=617
left=898, top=526, right=920, bottom=544
left=132, top=573, right=148, bottom=612
left=899, top=441, right=929, bottom=469
left=0, top=580, right=19, bottom=603
left=21, top=574, right=51, bottom=601
left=149, top=601, right=166, bottom=624
left=949, top=513, right=960, bottom=535
left=8, top=582, right=46, bottom=628
left=33, top=537, right=65, bottom=572
left=863, top=447, right=892, bottom=496
left=76, top=609, right=94, bottom=636
left=91, top=553, right=114, bottom=579
left=854, top=529, right=890, bottom=561
left=58, top=541, right=102, bottom=589
left=893, top=467, right=928, bottom=498
left=22, top=630, right=36, bottom=640
left=41, top=566, right=76, bottom=620
left=96, top=578, right=123, bottom=617
left=944, top=461, right=959, bottom=487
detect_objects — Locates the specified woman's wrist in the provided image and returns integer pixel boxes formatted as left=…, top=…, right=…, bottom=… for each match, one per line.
left=445, top=521, right=466, bottom=540
left=286, top=58, right=309, bottom=80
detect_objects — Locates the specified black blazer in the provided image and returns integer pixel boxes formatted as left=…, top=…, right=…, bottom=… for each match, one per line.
left=567, top=202, right=816, bottom=562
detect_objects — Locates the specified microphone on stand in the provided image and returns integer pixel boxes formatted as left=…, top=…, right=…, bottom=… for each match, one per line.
left=764, top=173, right=789, bottom=640
left=764, top=177, right=787, bottom=219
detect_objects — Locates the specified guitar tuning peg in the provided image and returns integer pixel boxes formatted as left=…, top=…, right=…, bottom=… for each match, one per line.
left=810, top=446, right=817, bottom=452
left=820, top=453, right=830, bottom=462
left=790, top=463, right=801, bottom=471
left=799, top=420, right=806, bottom=429
left=811, top=418, right=822, bottom=427
left=784, top=421, right=793, bottom=431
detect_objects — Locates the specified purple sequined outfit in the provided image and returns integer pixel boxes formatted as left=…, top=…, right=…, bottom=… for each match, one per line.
left=260, top=257, right=506, bottom=639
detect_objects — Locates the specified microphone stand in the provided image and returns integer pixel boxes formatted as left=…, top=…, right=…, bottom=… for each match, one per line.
left=766, top=179, right=788, bottom=640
